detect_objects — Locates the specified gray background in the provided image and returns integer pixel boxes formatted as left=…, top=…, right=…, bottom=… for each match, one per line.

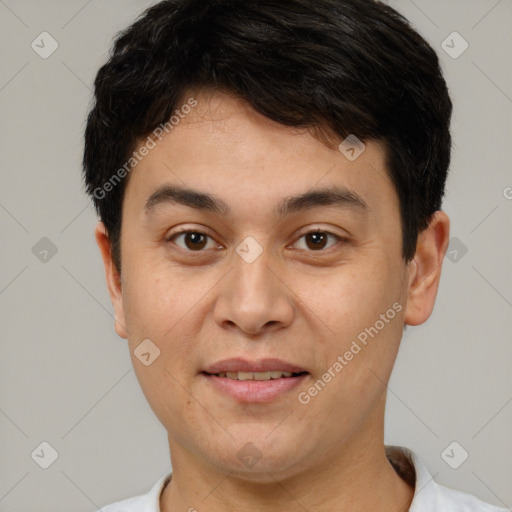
left=0, top=0, right=511, bottom=510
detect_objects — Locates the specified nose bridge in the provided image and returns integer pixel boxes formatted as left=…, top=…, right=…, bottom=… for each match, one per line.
left=233, top=247, right=275, bottom=304
left=213, top=239, right=294, bottom=334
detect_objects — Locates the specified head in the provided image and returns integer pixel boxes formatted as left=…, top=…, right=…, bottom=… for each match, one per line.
left=84, top=0, right=451, bottom=480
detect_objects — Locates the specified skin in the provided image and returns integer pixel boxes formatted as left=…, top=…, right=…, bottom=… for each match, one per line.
left=95, top=90, right=450, bottom=512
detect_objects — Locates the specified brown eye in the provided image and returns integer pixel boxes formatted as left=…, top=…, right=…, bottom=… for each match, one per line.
left=293, top=230, right=343, bottom=251
left=169, top=231, right=217, bottom=251
left=305, top=232, right=328, bottom=250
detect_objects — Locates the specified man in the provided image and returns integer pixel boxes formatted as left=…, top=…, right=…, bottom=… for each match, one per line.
left=83, top=0, right=507, bottom=510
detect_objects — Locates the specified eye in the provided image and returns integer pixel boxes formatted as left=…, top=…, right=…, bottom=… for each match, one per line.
left=166, top=228, right=345, bottom=253
left=292, top=230, right=344, bottom=251
left=167, top=230, right=219, bottom=251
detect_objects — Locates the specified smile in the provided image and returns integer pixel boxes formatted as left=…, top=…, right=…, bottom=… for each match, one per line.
left=211, top=370, right=304, bottom=380
left=201, top=371, right=309, bottom=403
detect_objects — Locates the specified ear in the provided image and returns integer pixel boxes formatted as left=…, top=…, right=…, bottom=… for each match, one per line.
left=94, top=221, right=128, bottom=339
left=404, top=211, right=450, bottom=326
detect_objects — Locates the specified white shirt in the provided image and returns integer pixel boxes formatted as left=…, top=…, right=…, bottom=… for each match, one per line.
left=100, top=446, right=509, bottom=511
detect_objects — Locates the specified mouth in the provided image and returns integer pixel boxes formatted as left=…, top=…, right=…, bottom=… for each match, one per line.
left=202, top=370, right=308, bottom=380
left=200, top=359, right=310, bottom=403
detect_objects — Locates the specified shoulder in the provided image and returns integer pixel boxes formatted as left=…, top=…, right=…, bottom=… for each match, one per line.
left=100, top=473, right=172, bottom=512
left=101, top=494, right=147, bottom=512
left=432, top=482, right=509, bottom=512
left=386, top=446, right=509, bottom=512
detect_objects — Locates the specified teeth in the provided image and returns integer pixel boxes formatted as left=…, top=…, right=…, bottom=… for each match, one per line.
left=215, top=371, right=294, bottom=380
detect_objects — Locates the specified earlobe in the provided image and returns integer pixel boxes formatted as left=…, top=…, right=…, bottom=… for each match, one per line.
left=404, top=211, right=450, bottom=327
left=94, top=221, right=128, bottom=339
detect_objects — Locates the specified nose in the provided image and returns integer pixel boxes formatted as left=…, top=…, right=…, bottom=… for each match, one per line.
left=212, top=245, right=295, bottom=337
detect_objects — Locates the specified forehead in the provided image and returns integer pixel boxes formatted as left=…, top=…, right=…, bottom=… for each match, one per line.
left=123, top=90, right=397, bottom=222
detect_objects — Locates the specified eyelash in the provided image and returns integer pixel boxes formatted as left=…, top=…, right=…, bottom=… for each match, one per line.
left=166, top=228, right=346, bottom=254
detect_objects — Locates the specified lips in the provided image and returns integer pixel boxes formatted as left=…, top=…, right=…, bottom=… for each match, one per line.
left=201, top=372, right=308, bottom=402
left=201, top=358, right=309, bottom=403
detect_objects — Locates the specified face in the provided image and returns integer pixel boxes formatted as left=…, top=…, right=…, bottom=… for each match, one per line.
left=96, top=90, right=448, bottom=481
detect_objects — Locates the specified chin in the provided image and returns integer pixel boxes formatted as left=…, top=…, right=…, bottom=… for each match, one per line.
left=205, top=437, right=311, bottom=482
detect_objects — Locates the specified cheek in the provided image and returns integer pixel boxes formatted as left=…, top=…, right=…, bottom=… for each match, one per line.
left=298, top=272, right=404, bottom=429
left=121, top=261, right=211, bottom=376
left=301, top=259, right=405, bottom=396
left=305, top=265, right=401, bottom=340
left=121, top=264, right=200, bottom=428
left=121, top=258, right=185, bottom=336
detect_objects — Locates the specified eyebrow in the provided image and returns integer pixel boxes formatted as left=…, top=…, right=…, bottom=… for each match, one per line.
left=143, top=184, right=368, bottom=218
